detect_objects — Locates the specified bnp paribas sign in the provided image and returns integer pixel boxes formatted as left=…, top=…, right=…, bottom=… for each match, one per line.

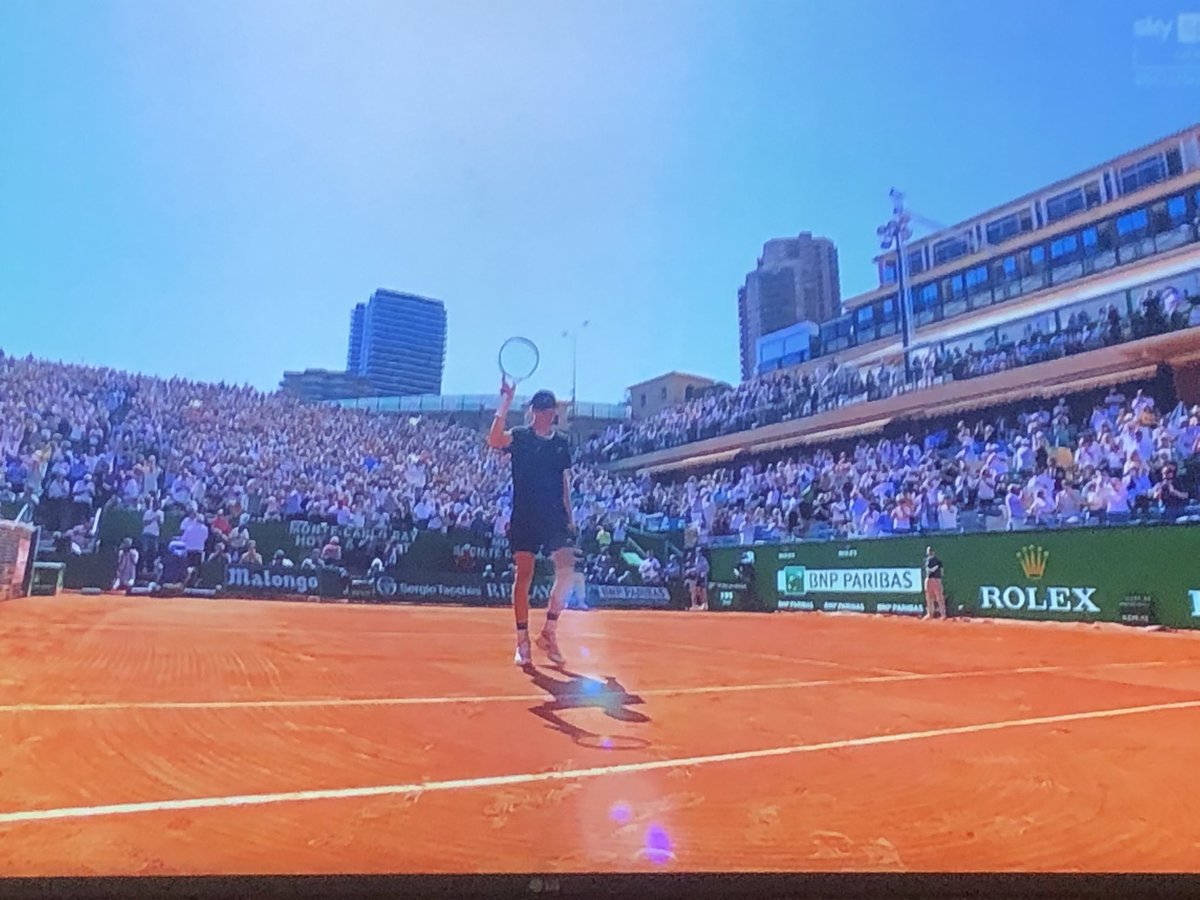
left=978, top=545, right=1101, bottom=616
left=777, top=566, right=922, bottom=596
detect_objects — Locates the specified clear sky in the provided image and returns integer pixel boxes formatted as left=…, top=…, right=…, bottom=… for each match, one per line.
left=0, top=0, right=1193, bottom=403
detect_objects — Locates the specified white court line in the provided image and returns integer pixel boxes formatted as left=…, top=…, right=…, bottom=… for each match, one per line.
left=0, top=658, right=1181, bottom=714
left=0, top=697, right=1197, bottom=826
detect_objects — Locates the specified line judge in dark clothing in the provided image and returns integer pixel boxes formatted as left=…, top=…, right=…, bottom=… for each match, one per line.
left=924, top=545, right=946, bottom=620
left=487, top=380, right=576, bottom=667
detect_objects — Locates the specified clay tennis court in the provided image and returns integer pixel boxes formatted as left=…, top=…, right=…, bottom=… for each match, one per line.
left=1, top=592, right=1199, bottom=876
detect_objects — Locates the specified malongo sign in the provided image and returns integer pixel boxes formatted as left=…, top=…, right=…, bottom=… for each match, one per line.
left=221, top=564, right=346, bottom=600
left=228, top=566, right=320, bottom=594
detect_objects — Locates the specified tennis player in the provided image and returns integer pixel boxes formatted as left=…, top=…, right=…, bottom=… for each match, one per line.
left=487, top=378, right=576, bottom=667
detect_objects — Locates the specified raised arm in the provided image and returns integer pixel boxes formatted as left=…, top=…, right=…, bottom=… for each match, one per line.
left=487, top=377, right=516, bottom=450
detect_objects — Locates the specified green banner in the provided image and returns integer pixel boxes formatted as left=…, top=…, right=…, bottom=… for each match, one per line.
left=937, top=527, right=1200, bottom=629
left=706, top=546, right=777, bottom=612
left=714, top=526, right=1200, bottom=629
left=90, top=510, right=554, bottom=580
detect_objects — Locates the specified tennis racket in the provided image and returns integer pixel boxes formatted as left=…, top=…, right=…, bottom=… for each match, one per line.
left=498, top=336, right=540, bottom=384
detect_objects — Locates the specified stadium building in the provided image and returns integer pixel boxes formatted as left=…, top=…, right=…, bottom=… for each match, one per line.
left=627, top=372, right=722, bottom=421
left=617, top=124, right=1200, bottom=473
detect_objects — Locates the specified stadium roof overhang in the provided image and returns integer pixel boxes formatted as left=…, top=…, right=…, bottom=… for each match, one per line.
left=617, top=326, right=1200, bottom=478
left=922, top=364, right=1162, bottom=419
left=634, top=416, right=895, bottom=476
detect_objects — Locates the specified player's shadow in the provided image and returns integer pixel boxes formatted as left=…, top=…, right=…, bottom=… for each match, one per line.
left=523, top=665, right=652, bottom=750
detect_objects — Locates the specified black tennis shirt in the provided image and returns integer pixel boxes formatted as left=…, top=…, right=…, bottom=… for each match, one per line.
left=505, top=426, right=572, bottom=525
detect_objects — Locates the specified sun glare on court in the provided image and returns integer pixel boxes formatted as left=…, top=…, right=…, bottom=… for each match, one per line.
left=640, top=825, right=675, bottom=865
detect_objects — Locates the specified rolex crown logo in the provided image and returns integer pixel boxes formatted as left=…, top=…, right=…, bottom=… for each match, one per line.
left=1017, top=545, right=1049, bottom=580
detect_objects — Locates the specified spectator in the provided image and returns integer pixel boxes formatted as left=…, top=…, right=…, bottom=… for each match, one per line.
left=179, top=509, right=209, bottom=587
left=112, top=537, right=139, bottom=591
left=1003, top=485, right=1026, bottom=531
left=321, top=535, right=343, bottom=565
left=1154, top=464, right=1190, bottom=517
left=141, top=496, right=163, bottom=575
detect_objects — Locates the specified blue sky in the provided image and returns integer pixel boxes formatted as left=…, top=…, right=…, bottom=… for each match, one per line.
left=0, top=0, right=1192, bottom=403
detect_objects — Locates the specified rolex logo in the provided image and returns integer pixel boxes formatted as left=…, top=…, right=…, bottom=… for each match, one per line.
left=1017, top=545, right=1049, bottom=580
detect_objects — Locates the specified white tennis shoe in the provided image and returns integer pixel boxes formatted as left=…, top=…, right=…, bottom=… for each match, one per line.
left=514, top=637, right=532, bottom=666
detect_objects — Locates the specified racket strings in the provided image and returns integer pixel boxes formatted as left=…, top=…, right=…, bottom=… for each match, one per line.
left=499, top=337, right=539, bottom=382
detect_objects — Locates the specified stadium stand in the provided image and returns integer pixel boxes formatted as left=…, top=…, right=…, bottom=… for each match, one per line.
left=3, top=346, right=1199, bottom=591
left=580, top=280, right=1200, bottom=465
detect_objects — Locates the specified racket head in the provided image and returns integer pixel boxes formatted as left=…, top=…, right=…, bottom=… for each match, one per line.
left=498, top=336, right=540, bottom=383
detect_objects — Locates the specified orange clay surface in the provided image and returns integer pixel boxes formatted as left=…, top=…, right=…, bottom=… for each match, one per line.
left=0, top=591, right=1199, bottom=875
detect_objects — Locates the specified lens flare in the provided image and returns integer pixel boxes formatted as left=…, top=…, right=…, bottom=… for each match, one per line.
left=641, top=824, right=675, bottom=864
left=609, top=802, right=632, bottom=824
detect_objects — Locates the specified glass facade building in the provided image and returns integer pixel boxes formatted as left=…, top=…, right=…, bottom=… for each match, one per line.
left=348, top=289, right=447, bottom=396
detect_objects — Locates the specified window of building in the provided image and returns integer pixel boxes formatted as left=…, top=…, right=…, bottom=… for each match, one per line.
left=661, top=387, right=668, bottom=400
left=965, top=265, right=989, bottom=290
left=949, top=273, right=965, bottom=298
left=1119, top=155, right=1166, bottom=195
left=986, top=214, right=1022, bottom=244
left=1002, top=256, right=1017, bottom=279
left=932, top=237, right=970, bottom=266
left=906, top=249, right=926, bottom=275
left=1166, top=147, right=1183, bottom=177
left=1085, top=181, right=1102, bottom=209
left=1116, top=208, right=1149, bottom=236
left=912, top=283, right=940, bottom=323
left=1050, top=234, right=1079, bottom=259
left=1167, top=195, right=1188, bottom=223
left=1045, top=187, right=1085, bottom=223
left=1081, top=227, right=1098, bottom=253
left=1028, top=245, right=1046, bottom=267
left=882, top=260, right=898, bottom=285
left=685, top=386, right=694, bottom=400
left=640, top=393, right=646, bottom=408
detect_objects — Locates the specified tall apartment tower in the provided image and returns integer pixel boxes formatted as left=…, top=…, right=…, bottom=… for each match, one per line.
left=348, top=289, right=447, bottom=396
left=737, top=233, right=841, bottom=381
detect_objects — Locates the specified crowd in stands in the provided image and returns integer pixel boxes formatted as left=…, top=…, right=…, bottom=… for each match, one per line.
left=646, top=385, right=1200, bottom=546
left=4, top=319, right=1200, bottom=588
left=580, top=283, right=1199, bottom=464
left=0, top=352, right=650, bottom=579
